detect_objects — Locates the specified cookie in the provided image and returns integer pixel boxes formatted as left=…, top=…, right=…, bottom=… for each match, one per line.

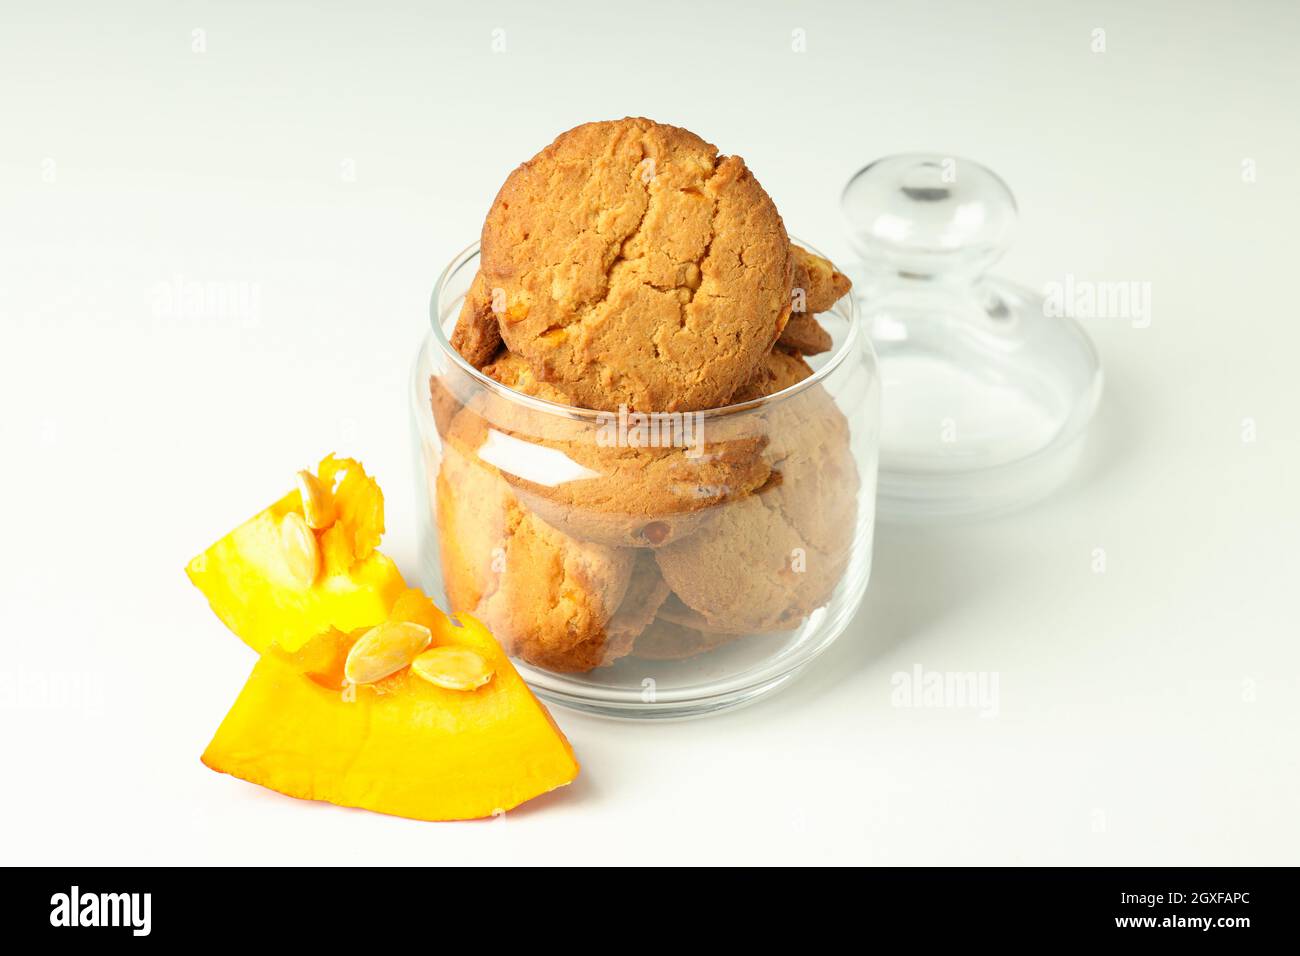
left=435, top=419, right=518, bottom=616
left=476, top=503, right=636, bottom=672
left=605, top=552, right=672, bottom=653
left=651, top=591, right=794, bottom=636
left=654, top=365, right=859, bottom=633
left=480, top=118, right=794, bottom=412
left=435, top=406, right=643, bottom=672
left=449, top=270, right=503, bottom=369
left=478, top=349, right=772, bottom=548
left=653, top=489, right=807, bottom=633
left=632, top=615, right=739, bottom=661
left=773, top=245, right=848, bottom=355
left=791, top=244, right=851, bottom=314
left=776, top=312, right=833, bottom=355
left=480, top=347, right=576, bottom=405
left=729, top=347, right=815, bottom=404
left=428, top=374, right=462, bottom=440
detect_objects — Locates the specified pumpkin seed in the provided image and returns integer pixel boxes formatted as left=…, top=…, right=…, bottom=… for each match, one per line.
left=344, top=621, right=432, bottom=684
left=410, top=646, right=494, bottom=691
left=279, top=511, right=320, bottom=587
left=295, top=470, right=336, bottom=530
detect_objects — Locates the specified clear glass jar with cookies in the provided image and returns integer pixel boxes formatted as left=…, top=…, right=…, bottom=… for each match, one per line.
left=411, top=239, right=879, bottom=719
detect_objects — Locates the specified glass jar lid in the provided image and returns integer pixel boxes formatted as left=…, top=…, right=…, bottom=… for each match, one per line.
left=842, top=154, right=1102, bottom=520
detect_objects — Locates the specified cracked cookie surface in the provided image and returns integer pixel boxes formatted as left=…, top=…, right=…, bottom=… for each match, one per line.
left=480, top=118, right=794, bottom=412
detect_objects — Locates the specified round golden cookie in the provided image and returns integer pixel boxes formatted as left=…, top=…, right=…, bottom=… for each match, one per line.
left=654, top=365, right=859, bottom=633
left=435, top=406, right=644, bottom=672
left=480, top=118, right=794, bottom=412
left=477, top=349, right=772, bottom=548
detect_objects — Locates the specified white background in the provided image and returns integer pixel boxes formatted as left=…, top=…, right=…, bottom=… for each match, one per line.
left=3, top=0, right=1298, bottom=865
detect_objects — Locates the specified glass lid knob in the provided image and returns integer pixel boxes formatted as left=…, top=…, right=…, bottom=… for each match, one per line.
left=841, top=154, right=1018, bottom=281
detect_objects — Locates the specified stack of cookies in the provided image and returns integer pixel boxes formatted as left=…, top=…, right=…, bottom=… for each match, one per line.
left=432, top=118, right=858, bottom=673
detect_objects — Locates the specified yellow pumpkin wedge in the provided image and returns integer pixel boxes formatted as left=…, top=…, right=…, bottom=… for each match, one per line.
left=201, top=590, right=580, bottom=821
left=186, top=455, right=405, bottom=654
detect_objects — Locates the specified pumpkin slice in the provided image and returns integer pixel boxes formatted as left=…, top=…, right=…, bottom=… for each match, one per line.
left=202, top=590, right=580, bottom=821
left=186, top=455, right=405, bottom=654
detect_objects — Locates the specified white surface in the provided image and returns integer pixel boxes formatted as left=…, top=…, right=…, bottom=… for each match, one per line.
left=2, top=0, right=1298, bottom=866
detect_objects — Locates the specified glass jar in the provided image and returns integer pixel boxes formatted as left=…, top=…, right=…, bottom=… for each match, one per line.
left=410, top=241, right=880, bottom=718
